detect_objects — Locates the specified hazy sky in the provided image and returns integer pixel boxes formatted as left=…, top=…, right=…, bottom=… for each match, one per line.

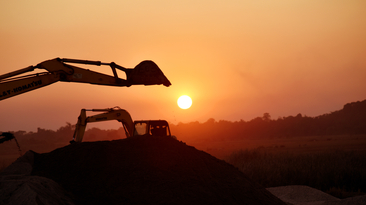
left=1, top=0, right=366, bottom=132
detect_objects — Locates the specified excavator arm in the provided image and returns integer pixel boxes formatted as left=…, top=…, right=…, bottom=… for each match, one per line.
left=71, top=107, right=134, bottom=143
left=0, top=58, right=171, bottom=101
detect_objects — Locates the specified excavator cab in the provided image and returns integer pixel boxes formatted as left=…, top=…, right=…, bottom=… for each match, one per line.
left=134, top=120, right=171, bottom=137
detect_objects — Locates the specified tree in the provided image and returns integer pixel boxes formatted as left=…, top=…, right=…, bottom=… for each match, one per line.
left=262, top=113, right=271, bottom=122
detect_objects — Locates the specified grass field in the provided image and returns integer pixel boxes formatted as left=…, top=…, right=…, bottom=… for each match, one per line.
left=190, top=134, right=366, bottom=199
left=225, top=148, right=366, bottom=198
left=191, top=134, right=366, bottom=158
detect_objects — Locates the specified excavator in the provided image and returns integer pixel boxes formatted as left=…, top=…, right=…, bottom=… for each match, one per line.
left=70, top=106, right=174, bottom=143
left=0, top=57, right=171, bottom=101
left=1, top=57, right=173, bottom=144
left=0, top=132, right=22, bottom=155
left=0, top=58, right=173, bottom=143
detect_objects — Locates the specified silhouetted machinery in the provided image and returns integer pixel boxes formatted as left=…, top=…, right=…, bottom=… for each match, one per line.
left=0, top=132, right=21, bottom=153
left=0, top=58, right=171, bottom=101
left=0, top=58, right=173, bottom=145
left=70, top=107, right=175, bottom=143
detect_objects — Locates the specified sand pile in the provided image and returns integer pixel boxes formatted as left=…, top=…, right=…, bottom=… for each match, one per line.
left=3, top=136, right=286, bottom=205
left=267, top=185, right=340, bottom=205
left=267, top=185, right=366, bottom=205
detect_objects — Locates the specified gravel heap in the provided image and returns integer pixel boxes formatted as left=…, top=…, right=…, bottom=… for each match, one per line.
left=8, top=136, right=286, bottom=205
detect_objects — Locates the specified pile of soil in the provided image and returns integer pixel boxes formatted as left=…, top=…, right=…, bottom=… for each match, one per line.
left=27, top=136, right=285, bottom=204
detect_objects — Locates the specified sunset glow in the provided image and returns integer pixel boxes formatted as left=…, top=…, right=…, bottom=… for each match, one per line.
left=0, top=1, right=365, bottom=132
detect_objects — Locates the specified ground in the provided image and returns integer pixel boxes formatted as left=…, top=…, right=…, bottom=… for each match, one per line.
left=1, top=136, right=286, bottom=205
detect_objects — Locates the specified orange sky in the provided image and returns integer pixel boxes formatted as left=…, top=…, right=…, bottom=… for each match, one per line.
left=1, top=0, right=366, bottom=132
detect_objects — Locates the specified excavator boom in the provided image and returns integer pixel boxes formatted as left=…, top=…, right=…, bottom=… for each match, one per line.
left=71, top=107, right=134, bottom=143
left=0, top=72, right=60, bottom=100
left=0, top=58, right=171, bottom=101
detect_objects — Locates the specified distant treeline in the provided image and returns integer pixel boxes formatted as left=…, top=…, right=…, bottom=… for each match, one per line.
left=171, top=99, right=366, bottom=142
left=2, top=99, right=366, bottom=145
left=0, top=124, right=127, bottom=156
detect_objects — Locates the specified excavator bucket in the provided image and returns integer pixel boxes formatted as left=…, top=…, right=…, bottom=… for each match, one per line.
left=126, top=61, right=171, bottom=87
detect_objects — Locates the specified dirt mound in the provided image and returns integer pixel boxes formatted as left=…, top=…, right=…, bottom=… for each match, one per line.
left=30, top=136, right=285, bottom=205
left=0, top=151, right=74, bottom=205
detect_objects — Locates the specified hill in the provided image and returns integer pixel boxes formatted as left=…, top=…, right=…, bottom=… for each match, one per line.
left=2, top=136, right=286, bottom=205
left=171, top=99, right=366, bottom=141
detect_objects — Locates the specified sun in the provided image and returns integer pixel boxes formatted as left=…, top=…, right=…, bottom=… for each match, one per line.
left=177, top=95, right=192, bottom=109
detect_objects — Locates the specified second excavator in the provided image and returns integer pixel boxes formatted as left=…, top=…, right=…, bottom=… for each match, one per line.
left=71, top=106, right=174, bottom=143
